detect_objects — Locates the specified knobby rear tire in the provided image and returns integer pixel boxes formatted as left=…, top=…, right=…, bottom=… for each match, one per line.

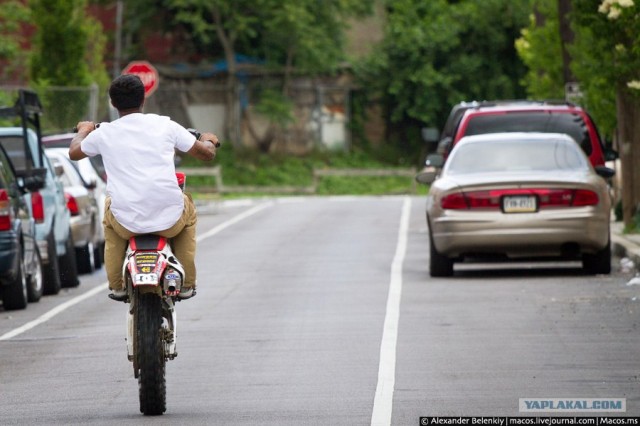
left=136, top=292, right=166, bottom=415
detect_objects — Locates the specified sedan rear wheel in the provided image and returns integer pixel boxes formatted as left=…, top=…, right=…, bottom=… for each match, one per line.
left=27, top=247, right=44, bottom=303
left=76, top=241, right=95, bottom=274
left=2, top=251, right=28, bottom=310
left=582, top=239, right=611, bottom=275
left=42, top=230, right=62, bottom=295
left=59, top=229, right=80, bottom=287
left=429, top=229, right=453, bottom=277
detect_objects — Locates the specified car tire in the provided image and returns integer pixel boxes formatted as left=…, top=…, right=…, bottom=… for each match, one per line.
left=93, top=241, right=104, bottom=270
left=59, top=229, right=80, bottom=287
left=2, top=250, right=28, bottom=310
left=582, top=239, right=611, bottom=275
left=27, top=247, right=44, bottom=303
left=42, top=230, right=62, bottom=295
left=429, top=229, right=453, bottom=277
left=76, top=241, right=96, bottom=274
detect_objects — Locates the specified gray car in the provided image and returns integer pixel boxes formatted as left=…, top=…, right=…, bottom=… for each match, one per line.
left=417, top=132, right=614, bottom=277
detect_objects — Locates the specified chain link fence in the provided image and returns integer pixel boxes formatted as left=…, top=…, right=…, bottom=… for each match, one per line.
left=1, top=79, right=354, bottom=153
left=0, top=84, right=102, bottom=135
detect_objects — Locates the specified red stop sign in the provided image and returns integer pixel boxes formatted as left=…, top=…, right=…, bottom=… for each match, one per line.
left=122, top=61, right=159, bottom=97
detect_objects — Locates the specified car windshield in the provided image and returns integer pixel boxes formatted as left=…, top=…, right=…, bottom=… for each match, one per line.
left=464, top=112, right=592, bottom=155
left=446, top=139, right=589, bottom=175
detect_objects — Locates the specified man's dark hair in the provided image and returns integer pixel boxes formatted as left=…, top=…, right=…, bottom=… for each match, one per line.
left=109, top=74, right=145, bottom=110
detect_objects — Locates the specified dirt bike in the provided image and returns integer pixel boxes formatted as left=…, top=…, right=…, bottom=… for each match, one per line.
left=121, top=229, right=184, bottom=415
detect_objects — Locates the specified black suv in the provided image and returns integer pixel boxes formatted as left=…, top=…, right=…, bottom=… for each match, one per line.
left=0, top=142, right=45, bottom=310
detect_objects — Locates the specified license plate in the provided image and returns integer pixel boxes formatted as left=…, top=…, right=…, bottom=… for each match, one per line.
left=133, top=273, right=159, bottom=285
left=503, top=195, right=537, bottom=213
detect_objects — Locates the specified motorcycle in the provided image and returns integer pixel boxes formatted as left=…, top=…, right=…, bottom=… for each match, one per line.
left=73, top=125, right=215, bottom=415
left=120, top=228, right=184, bottom=415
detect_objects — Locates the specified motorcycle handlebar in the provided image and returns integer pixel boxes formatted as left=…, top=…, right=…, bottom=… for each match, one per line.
left=71, top=125, right=220, bottom=147
left=71, top=123, right=100, bottom=133
left=188, top=128, right=221, bottom=148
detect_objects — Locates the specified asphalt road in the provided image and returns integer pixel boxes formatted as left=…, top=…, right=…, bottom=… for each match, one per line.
left=1, top=196, right=638, bottom=425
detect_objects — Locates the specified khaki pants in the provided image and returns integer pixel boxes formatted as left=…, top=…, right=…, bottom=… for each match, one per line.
left=103, top=193, right=197, bottom=290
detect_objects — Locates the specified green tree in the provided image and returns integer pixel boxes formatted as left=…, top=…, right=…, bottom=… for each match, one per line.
left=357, top=0, right=529, bottom=163
left=515, top=0, right=617, bottom=137
left=514, top=0, right=565, bottom=99
left=29, top=0, right=109, bottom=131
left=572, top=0, right=640, bottom=228
left=0, top=0, right=29, bottom=84
left=165, top=0, right=372, bottom=151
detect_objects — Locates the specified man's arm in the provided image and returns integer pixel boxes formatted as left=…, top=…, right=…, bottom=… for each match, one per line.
left=69, top=121, right=96, bottom=160
left=187, top=132, right=219, bottom=161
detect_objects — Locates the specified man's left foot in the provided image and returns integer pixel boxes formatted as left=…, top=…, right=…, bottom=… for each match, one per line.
left=108, top=287, right=128, bottom=302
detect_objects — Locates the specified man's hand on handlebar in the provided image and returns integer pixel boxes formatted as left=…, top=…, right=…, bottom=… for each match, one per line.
left=188, top=131, right=220, bottom=161
left=198, top=132, right=220, bottom=148
left=75, top=121, right=97, bottom=135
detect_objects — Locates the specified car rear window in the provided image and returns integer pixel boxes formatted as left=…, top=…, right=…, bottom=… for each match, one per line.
left=0, top=135, right=33, bottom=170
left=463, top=112, right=592, bottom=155
left=446, top=139, right=589, bottom=175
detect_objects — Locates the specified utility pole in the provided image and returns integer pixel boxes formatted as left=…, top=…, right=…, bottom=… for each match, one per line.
left=557, top=0, right=577, bottom=101
left=110, top=1, right=124, bottom=121
left=113, top=0, right=124, bottom=78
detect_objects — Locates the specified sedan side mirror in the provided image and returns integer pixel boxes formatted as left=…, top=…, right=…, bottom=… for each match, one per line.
left=425, top=153, right=445, bottom=168
left=415, top=167, right=438, bottom=185
left=595, top=166, right=616, bottom=179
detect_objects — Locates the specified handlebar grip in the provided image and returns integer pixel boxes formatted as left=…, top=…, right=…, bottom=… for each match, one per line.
left=72, top=123, right=100, bottom=133
left=188, top=128, right=220, bottom=148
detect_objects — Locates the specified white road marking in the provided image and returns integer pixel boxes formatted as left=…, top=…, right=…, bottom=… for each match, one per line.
left=371, top=196, right=411, bottom=426
left=0, top=283, right=108, bottom=341
left=196, top=202, right=273, bottom=242
left=0, top=202, right=274, bottom=341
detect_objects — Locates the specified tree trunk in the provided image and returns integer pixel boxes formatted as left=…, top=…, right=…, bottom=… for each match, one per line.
left=211, top=5, right=238, bottom=144
left=557, top=0, right=575, bottom=85
left=616, top=86, right=640, bottom=228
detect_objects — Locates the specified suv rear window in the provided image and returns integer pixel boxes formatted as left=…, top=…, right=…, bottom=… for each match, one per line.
left=464, top=112, right=592, bottom=155
left=0, top=135, right=34, bottom=170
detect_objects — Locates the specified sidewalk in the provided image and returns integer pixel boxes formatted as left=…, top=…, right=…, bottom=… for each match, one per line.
left=611, top=221, right=640, bottom=270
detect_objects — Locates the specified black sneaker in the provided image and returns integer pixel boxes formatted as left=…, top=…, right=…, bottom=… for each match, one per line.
left=108, top=288, right=128, bottom=302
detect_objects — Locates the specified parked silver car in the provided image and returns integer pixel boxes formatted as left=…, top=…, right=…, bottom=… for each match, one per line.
left=417, top=132, right=614, bottom=277
left=45, top=148, right=103, bottom=274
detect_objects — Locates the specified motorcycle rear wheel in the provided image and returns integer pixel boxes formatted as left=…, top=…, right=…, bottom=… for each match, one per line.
left=136, top=292, right=166, bottom=415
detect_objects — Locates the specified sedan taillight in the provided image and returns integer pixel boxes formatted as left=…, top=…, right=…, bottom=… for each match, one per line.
left=31, top=191, right=45, bottom=223
left=440, top=188, right=599, bottom=210
left=65, top=193, right=80, bottom=216
left=0, top=189, right=12, bottom=231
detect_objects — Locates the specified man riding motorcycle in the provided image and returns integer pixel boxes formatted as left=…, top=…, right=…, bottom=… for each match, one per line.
left=69, top=74, right=218, bottom=300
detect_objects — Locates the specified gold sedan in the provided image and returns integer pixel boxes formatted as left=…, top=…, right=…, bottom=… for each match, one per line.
left=417, top=132, right=615, bottom=277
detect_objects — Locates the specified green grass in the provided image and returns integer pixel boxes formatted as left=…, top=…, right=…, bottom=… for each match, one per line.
left=180, top=145, right=428, bottom=197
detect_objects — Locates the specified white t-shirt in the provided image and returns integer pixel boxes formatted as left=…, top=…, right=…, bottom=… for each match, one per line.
left=81, top=113, right=196, bottom=233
